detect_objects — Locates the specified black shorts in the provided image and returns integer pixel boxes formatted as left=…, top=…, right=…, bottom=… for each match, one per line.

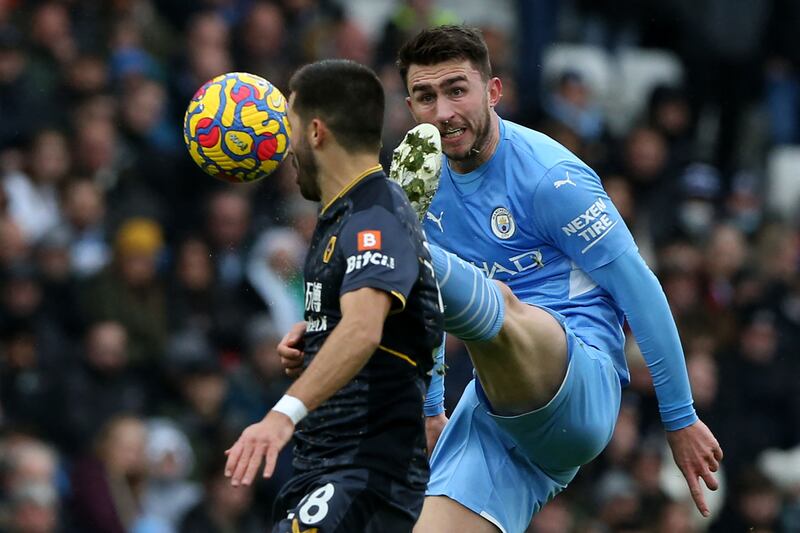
left=271, top=468, right=423, bottom=533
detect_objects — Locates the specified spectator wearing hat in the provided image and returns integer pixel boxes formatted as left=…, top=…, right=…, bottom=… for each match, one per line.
left=81, top=217, right=167, bottom=366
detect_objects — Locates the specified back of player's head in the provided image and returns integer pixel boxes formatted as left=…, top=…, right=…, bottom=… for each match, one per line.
left=396, top=25, right=492, bottom=86
left=289, top=59, right=384, bottom=153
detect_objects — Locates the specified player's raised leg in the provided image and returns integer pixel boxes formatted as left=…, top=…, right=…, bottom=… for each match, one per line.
left=390, top=125, right=568, bottom=414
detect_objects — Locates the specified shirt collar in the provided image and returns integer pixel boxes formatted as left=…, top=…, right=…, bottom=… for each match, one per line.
left=319, top=164, right=384, bottom=216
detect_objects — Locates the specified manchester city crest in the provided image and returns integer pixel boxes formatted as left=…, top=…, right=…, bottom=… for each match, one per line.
left=490, top=207, right=515, bottom=239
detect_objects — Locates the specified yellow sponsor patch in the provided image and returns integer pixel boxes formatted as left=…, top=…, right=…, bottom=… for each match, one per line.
left=323, top=236, right=337, bottom=263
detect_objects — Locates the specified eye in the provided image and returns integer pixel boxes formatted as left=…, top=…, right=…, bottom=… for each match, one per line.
left=450, top=87, right=465, bottom=97
left=418, top=93, right=435, bottom=104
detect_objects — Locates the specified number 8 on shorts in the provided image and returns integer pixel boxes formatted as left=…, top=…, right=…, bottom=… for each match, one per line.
left=295, top=483, right=335, bottom=524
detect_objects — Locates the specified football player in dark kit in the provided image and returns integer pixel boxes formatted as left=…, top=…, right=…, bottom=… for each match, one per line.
left=224, top=59, right=443, bottom=533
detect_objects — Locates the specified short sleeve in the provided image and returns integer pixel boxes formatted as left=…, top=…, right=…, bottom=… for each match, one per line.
left=532, top=162, right=635, bottom=271
left=339, top=206, right=419, bottom=310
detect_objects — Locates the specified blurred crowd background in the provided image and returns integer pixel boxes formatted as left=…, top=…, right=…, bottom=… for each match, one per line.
left=0, top=0, right=799, bottom=531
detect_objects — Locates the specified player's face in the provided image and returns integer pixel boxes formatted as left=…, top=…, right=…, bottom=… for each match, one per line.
left=288, top=94, right=322, bottom=202
left=405, top=59, right=502, bottom=165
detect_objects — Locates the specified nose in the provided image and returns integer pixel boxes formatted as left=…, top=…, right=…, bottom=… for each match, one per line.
left=434, top=99, right=456, bottom=127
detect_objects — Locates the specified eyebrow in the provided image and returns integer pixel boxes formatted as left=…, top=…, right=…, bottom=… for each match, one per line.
left=411, top=75, right=468, bottom=93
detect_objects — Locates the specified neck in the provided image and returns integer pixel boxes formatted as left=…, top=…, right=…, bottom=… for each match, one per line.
left=449, top=111, right=501, bottom=174
left=319, top=150, right=381, bottom=207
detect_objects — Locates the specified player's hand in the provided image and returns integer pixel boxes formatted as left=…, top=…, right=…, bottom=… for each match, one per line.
left=425, top=413, right=448, bottom=458
left=279, top=321, right=307, bottom=379
left=666, top=419, right=723, bottom=517
left=224, top=410, right=294, bottom=487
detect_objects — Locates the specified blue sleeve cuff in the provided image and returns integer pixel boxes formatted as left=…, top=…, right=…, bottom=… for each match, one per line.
left=663, top=409, right=698, bottom=432
left=423, top=340, right=446, bottom=416
left=424, top=401, right=445, bottom=417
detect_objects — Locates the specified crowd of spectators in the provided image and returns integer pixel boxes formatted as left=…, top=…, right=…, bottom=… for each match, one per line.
left=0, top=0, right=799, bottom=531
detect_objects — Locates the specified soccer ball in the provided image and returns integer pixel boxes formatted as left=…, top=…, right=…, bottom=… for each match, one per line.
left=183, top=72, right=291, bottom=183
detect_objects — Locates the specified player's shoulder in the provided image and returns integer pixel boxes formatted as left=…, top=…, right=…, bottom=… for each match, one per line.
left=347, top=173, right=415, bottom=225
left=501, top=118, right=596, bottom=185
left=348, top=172, right=393, bottom=211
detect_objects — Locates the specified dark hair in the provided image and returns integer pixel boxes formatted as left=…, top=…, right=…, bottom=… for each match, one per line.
left=396, top=25, right=492, bottom=86
left=289, top=59, right=384, bottom=153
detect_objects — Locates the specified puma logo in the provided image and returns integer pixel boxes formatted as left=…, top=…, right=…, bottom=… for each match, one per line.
left=554, top=172, right=577, bottom=189
left=426, top=210, right=444, bottom=232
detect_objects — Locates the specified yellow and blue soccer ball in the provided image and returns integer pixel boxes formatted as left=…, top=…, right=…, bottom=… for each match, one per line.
left=183, top=72, right=291, bottom=183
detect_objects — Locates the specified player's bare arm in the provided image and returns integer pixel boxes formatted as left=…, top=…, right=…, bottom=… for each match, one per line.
left=225, top=287, right=392, bottom=487
left=286, top=287, right=391, bottom=409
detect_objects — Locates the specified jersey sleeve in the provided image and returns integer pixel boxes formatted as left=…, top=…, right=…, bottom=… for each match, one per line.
left=338, top=206, right=419, bottom=310
left=591, top=248, right=697, bottom=431
left=531, top=161, right=635, bottom=271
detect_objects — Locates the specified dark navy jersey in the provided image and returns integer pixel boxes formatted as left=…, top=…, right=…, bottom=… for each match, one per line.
left=294, top=165, right=443, bottom=492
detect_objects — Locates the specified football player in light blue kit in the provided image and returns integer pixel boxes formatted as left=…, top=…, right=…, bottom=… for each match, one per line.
left=391, top=26, right=724, bottom=533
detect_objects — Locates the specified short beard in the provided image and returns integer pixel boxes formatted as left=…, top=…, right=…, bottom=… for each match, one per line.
left=295, top=143, right=321, bottom=202
left=446, top=108, right=492, bottom=163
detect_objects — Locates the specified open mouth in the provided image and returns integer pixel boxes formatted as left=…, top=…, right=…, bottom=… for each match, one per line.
left=442, top=127, right=466, bottom=140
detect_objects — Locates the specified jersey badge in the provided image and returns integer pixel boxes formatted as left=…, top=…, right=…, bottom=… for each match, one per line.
left=322, top=236, right=336, bottom=263
left=490, top=207, right=516, bottom=239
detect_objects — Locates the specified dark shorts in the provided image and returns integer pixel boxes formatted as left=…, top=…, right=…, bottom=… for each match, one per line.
left=272, top=468, right=422, bottom=533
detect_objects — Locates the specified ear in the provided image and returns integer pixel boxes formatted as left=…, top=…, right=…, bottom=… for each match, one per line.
left=309, top=118, right=327, bottom=148
left=487, top=77, right=503, bottom=108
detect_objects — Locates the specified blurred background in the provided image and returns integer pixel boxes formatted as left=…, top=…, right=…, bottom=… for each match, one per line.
left=0, top=0, right=799, bottom=531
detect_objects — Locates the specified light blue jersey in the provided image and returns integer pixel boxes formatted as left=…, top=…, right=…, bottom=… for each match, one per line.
left=424, top=118, right=633, bottom=384
left=423, top=117, right=696, bottom=532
